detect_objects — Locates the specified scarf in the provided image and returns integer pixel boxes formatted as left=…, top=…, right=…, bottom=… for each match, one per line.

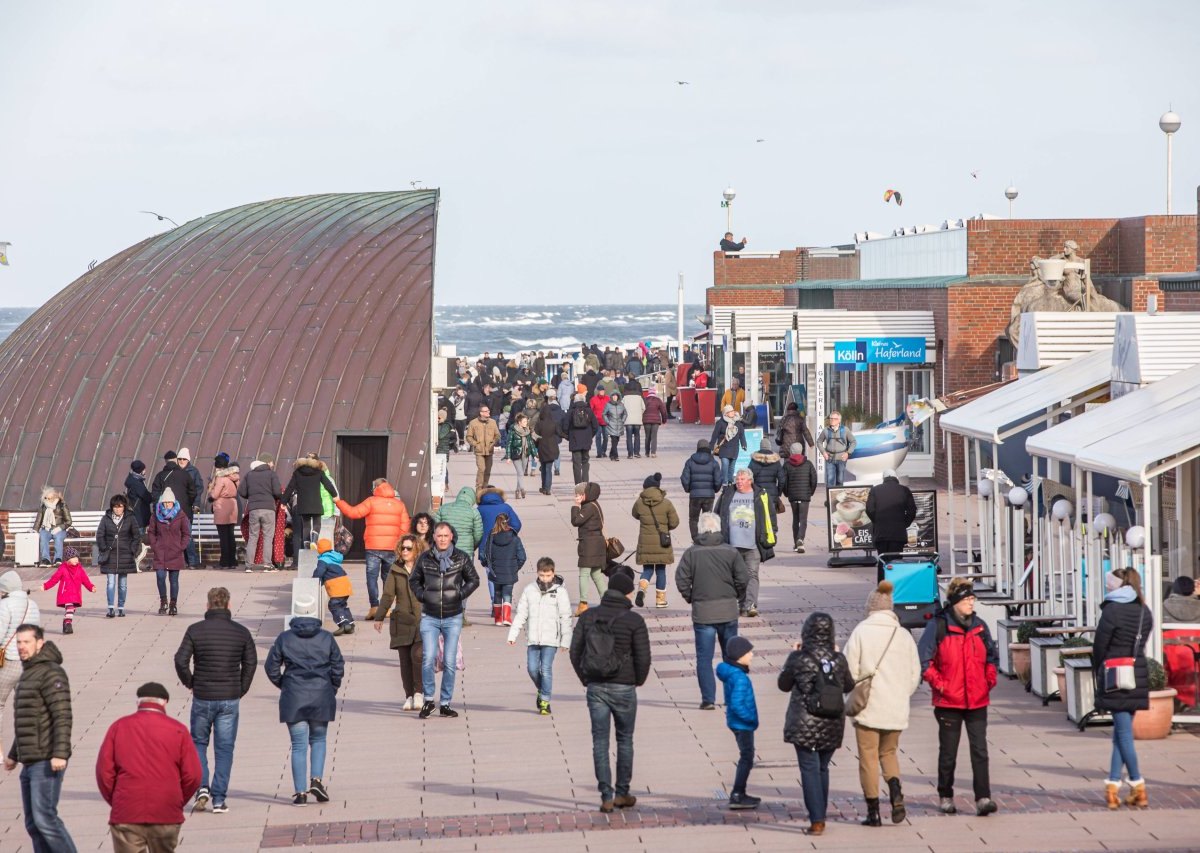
left=787, top=453, right=807, bottom=465
left=724, top=414, right=739, bottom=443
left=156, top=502, right=181, bottom=523
left=435, top=546, right=454, bottom=573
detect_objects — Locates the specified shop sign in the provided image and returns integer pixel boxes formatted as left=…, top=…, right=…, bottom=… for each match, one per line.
left=834, top=340, right=868, bottom=372
left=834, top=337, right=926, bottom=367
left=827, top=487, right=938, bottom=552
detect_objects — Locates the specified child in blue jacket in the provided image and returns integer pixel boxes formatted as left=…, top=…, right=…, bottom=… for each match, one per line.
left=313, top=538, right=355, bottom=635
left=716, top=636, right=760, bottom=809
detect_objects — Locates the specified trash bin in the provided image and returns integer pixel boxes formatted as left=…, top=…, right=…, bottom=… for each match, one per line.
left=679, top=387, right=699, bottom=423
left=697, top=388, right=718, bottom=424
left=753, top=403, right=769, bottom=429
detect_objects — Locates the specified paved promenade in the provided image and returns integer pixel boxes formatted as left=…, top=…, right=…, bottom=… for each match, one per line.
left=2, top=422, right=1198, bottom=851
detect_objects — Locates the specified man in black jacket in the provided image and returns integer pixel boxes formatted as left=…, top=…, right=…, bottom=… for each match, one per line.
left=681, top=439, right=724, bottom=541
left=173, top=587, right=257, bottom=814
left=411, top=523, right=481, bottom=720
left=566, top=396, right=599, bottom=485
left=238, top=455, right=283, bottom=572
left=569, top=572, right=651, bottom=813
left=716, top=470, right=777, bottom=618
left=152, top=451, right=195, bottom=509
left=866, top=469, right=917, bottom=580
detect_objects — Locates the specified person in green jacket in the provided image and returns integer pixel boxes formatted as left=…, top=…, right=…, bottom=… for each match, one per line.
left=435, top=488, right=484, bottom=557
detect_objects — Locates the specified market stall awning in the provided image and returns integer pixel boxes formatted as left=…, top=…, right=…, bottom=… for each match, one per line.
left=939, top=346, right=1112, bottom=444
left=1026, top=362, right=1200, bottom=484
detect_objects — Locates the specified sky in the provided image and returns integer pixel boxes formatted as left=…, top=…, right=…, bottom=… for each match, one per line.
left=1, top=1, right=1198, bottom=307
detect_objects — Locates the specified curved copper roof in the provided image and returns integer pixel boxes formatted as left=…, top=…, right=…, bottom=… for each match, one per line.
left=0, top=191, right=437, bottom=511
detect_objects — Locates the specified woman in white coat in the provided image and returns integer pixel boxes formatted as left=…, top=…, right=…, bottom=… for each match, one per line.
left=507, top=558, right=573, bottom=715
left=0, top=571, right=42, bottom=743
left=843, top=580, right=922, bottom=827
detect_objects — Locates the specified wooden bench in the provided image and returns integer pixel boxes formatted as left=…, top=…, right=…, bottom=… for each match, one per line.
left=6, top=510, right=242, bottom=565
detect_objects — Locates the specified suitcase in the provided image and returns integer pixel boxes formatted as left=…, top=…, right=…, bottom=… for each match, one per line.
left=880, top=552, right=940, bottom=629
left=14, top=531, right=39, bottom=566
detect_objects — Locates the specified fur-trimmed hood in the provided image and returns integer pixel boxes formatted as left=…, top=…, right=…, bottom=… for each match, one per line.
left=751, top=451, right=780, bottom=464
left=293, top=457, right=327, bottom=471
left=213, top=465, right=240, bottom=478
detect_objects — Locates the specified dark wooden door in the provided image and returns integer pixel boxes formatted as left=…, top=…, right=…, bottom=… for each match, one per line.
left=336, top=435, right=389, bottom=560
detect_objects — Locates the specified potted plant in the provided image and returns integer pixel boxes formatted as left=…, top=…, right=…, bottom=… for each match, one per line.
left=1054, top=637, right=1092, bottom=700
left=1132, top=659, right=1177, bottom=740
left=1011, top=623, right=1035, bottom=684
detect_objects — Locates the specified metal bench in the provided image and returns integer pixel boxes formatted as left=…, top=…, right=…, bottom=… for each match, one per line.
left=5, top=510, right=241, bottom=566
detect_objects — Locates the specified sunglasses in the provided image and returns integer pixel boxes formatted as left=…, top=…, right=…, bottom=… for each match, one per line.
left=400, top=545, right=414, bottom=552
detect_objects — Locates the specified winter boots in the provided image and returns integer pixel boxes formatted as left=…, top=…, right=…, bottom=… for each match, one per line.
left=655, top=590, right=668, bottom=609
left=861, top=797, right=881, bottom=827
left=887, top=777, right=906, bottom=823
left=635, top=579, right=648, bottom=608
left=1126, top=779, right=1148, bottom=808
left=168, top=600, right=178, bottom=616
left=501, top=603, right=513, bottom=626
left=1105, top=781, right=1121, bottom=810
left=493, top=604, right=503, bottom=626
left=158, top=598, right=168, bottom=615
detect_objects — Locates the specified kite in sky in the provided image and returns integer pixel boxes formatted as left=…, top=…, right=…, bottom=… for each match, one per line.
left=0, top=242, right=10, bottom=266
left=883, top=189, right=903, bottom=207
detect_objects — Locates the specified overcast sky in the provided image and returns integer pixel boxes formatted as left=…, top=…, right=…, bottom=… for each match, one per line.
left=2, top=1, right=1197, bottom=307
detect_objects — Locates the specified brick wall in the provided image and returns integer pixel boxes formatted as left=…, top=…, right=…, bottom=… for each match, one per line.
left=806, top=253, right=860, bottom=280
left=706, top=286, right=788, bottom=310
left=967, top=218, right=1121, bottom=276
left=1140, top=215, right=1197, bottom=273
left=713, top=249, right=802, bottom=285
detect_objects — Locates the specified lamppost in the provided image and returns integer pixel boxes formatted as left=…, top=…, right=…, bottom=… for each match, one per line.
left=722, top=187, right=736, bottom=233
left=1005, top=185, right=1019, bottom=219
left=1159, top=110, right=1182, bottom=214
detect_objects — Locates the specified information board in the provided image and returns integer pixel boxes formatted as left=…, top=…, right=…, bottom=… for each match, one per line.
left=827, top=487, right=938, bottom=553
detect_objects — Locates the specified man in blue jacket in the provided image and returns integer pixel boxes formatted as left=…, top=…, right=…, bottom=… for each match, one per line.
left=681, top=440, right=723, bottom=541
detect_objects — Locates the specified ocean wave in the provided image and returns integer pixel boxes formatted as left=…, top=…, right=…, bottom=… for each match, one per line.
left=505, top=336, right=585, bottom=349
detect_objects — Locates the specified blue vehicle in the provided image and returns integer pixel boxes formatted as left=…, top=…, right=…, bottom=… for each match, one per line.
left=878, top=551, right=940, bottom=629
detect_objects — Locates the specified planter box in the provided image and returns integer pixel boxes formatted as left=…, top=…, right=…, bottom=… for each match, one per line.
left=1133, top=689, right=1178, bottom=740
left=1011, top=643, right=1032, bottom=685
left=1031, top=637, right=1064, bottom=702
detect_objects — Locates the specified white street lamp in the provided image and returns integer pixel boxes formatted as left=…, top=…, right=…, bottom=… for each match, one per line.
left=722, top=186, right=736, bottom=233
left=1160, top=110, right=1181, bottom=214
left=1004, top=185, right=1019, bottom=219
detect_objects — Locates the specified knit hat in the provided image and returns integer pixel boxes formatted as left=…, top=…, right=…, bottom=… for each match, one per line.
left=136, top=682, right=170, bottom=701
left=1105, top=571, right=1124, bottom=593
left=63, top=546, right=80, bottom=562
left=790, top=442, right=804, bottom=456
left=159, top=487, right=177, bottom=504
left=130, top=459, right=146, bottom=474
left=643, top=473, right=662, bottom=489
left=725, top=636, right=754, bottom=662
left=696, top=439, right=711, bottom=452
left=176, top=447, right=192, bottom=461
left=0, top=571, right=22, bottom=594
left=759, top=440, right=772, bottom=453
left=609, top=572, right=635, bottom=596
left=164, top=450, right=177, bottom=461
left=214, top=452, right=231, bottom=468
left=946, top=581, right=976, bottom=606
left=316, top=538, right=333, bottom=554
left=1172, top=576, right=1196, bottom=597
left=867, top=580, right=894, bottom=613
left=257, top=452, right=275, bottom=465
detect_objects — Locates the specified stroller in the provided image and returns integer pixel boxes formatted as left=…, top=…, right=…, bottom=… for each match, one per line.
left=877, top=551, right=940, bottom=629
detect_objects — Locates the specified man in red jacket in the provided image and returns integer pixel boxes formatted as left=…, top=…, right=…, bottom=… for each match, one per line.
left=589, top=389, right=609, bottom=459
left=95, top=682, right=202, bottom=852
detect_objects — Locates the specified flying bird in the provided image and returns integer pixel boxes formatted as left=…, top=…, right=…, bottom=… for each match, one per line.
left=883, top=189, right=903, bottom=207
left=0, top=242, right=10, bottom=266
left=409, top=180, right=423, bottom=189
left=970, top=170, right=980, bottom=179
left=87, top=259, right=98, bottom=271
left=139, top=210, right=179, bottom=228
left=756, top=138, right=766, bottom=143
left=676, top=80, right=690, bottom=85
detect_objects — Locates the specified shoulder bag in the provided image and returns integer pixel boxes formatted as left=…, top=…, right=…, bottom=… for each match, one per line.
left=649, top=504, right=671, bottom=549
left=597, top=506, right=624, bottom=561
left=846, top=626, right=898, bottom=717
left=1103, top=606, right=1145, bottom=693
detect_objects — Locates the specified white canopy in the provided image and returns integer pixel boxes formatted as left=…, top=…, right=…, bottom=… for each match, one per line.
left=939, top=346, right=1112, bottom=444
left=1026, top=362, right=1200, bottom=483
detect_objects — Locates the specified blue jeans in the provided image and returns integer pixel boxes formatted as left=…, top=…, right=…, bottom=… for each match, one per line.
left=191, top=698, right=240, bottom=805
left=640, top=565, right=666, bottom=590
left=328, top=596, right=353, bottom=626
left=19, top=760, right=76, bottom=853
left=732, top=729, right=755, bottom=795
left=38, top=529, right=66, bottom=563
left=626, top=425, right=641, bottom=456
left=105, top=573, right=128, bottom=609
left=795, top=746, right=834, bottom=823
left=721, top=457, right=735, bottom=485
left=155, top=568, right=179, bottom=601
left=286, top=720, right=327, bottom=794
left=1110, top=710, right=1141, bottom=781
left=694, top=620, right=739, bottom=705
left=492, top=582, right=514, bottom=606
left=595, top=428, right=607, bottom=458
left=527, top=645, right=557, bottom=702
left=364, top=550, right=392, bottom=607
left=185, top=513, right=200, bottom=566
left=420, top=613, right=464, bottom=705
left=586, top=682, right=637, bottom=800
left=824, top=459, right=847, bottom=487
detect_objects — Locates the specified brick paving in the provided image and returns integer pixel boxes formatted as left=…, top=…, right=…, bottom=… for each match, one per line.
left=1, top=421, right=1198, bottom=852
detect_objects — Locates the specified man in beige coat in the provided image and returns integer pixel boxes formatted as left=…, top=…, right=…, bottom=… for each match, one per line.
left=843, top=580, right=922, bottom=827
left=466, top=406, right=500, bottom=491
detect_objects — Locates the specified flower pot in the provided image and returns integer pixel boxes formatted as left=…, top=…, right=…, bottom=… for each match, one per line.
left=1010, top=644, right=1032, bottom=685
left=1132, top=689, right=1177, bottom=740
left=1054, top=667, right=1066, bottom=701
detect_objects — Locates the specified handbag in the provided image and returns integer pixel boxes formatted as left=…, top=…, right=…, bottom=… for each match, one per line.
left=435, top=633, right=466, bottom=673
left=775, top=496, right=787, bottom=515
left=846, top=626, right=898, bottom=717
left=649, top=505, right=671, bottom=549
left=1103, top=605, right=1145, bottom=693
left=597, top=506, right=624, bottom=561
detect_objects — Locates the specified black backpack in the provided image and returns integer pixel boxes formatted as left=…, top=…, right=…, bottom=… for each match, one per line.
left=803, top=652, right=845, bottom=719
left=571, top=406, right=591, bottom=431
left=582, top=612, right=627, bottom=681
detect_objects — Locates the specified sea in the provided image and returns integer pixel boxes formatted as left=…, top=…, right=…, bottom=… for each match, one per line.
left=0, top=305, right=707, bottom=355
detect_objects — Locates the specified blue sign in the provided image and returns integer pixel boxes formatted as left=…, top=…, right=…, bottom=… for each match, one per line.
left=833, top=340, right=865, bottom=365
left=833, top=337, right=926, bottom=367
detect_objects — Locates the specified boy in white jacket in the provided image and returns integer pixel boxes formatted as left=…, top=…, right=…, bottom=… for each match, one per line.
left=507, top=558, right=573, bottom=715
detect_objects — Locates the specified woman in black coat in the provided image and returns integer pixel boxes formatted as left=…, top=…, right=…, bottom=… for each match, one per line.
left=778, top=612, right=854, bottom=836
left=535, top=405, right=563, bottom=496
left=95, top=494, right=142, bottom=618
left=570, top=482, right=608, bottom=615
left=265, top=612, right=345, bottom=805
left=1093, top=568, right=1154, bottom=809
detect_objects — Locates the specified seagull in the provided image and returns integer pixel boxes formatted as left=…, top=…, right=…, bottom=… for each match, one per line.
left=970, top=170, right=980, bottom=179
left=756, top=138, right=766, bottom=143
left=139, top=210, right=179, bottom=228
left=409, top=180, right=423, bottom=189
left=676, top=80, right=690, bottom=85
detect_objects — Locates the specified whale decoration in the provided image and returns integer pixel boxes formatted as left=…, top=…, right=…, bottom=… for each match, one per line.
left=845, top=415, right=910, bottom=485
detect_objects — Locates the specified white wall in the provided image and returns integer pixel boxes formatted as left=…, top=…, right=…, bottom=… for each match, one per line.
left=859, top=229, right=967, bottom=280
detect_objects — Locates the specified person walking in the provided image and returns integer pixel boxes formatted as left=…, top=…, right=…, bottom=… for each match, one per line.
left=436, top=410, right=453, bottom=489
left=715, top=470, right=777, bottom=618
left=435, top=487, right=484, bottom=560
left=748, top=440, right=784, bottom=505
left=623, top=386, right=645, bottom=458
left=205, top=455, right=240, bottom=570
left=681, top=439, right=723, bottom=541
left=843, top=580, right=922, bottom=827
left=866, top=469, right=916, bottom=576
left=42, top=547, right=94, bottom=635
left=816, top=411, right=856, bottom=487
left=466, top=405, right=501, bottom=491
left=124, top=460, right=153, bottom=533
left=265, top=603, right=344, bottom=807
left=95, top=682, right=202, bottom=852
left=1094, top=569, right=1155, bottom=809
left=569, top=572, right=651, bottom=813
left=631, top=474, right=680, bottom=609
left=239, top=454, right=283, bottom=573
left=411, top=522, right=481, bottom=719
left=476, top=486, right=521, bottom=611
left=918, top=577, right=1000, bottom=817
left=717, top=636, right=760, bottom=809
left=566, top=394, right=599, bottom=485
left=484, top=515, right=526, bottom=626
left=589, top=388, right=610, bottom=458
left=780, top=443, right=818, bottom=553
left=775, top=402, right=815, bottom=457
left=374, top=534, right=427, bottom=710
left=506, top=412, right=536, bottom=498
left=508, top=557, right=573, bottom=715
left=642, top=388, right=668, bottom=458
left=175, top=449, right=205, bottom=568
left=0, top=572, right=41, bottom=754
left=173, top=586, right=256, bottom=815
left=602, top=392, right=627, bottom=461
left=535, top=404, right=563, bottom=495
left=3, top=623, right=77, bottom=852
left=710, top=406, right=747, bottom=486
left=335, top=478, right=412, bottom=619
left=571, top=482, right=609, bottom=616
left=675, top=512, right=748, bottom=710
left=147, top=489, right=191, bottom=617
left=283, top=453, right=339, bottom=566
left=33, top=487, right=73, bottom=568
left=778, top=612, right=855, bottom=837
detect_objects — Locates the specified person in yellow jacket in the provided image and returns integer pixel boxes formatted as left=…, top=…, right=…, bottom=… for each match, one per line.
left=720, top=378, right=746, bottom=414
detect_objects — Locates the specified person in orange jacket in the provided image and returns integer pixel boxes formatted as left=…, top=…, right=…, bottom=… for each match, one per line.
left=334, top=478, right=411, bottom=618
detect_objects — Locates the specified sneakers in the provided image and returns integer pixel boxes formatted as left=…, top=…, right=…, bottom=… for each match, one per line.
left=975, top=797, right=998, bottom=816
left=309, top=778, right=330, bottom=803
left=292, top=792, right=308, bottom=807
left=439, top=705, right=459, bottom=718
left=699, top=702, right=717, bottom=710
left=402, top=696, right=414, bottom=711
left=938, top=797, right=957, bottom=814
left=538, top=700, right=551, bottom=715
left=419, top=701, right=436, bottom=719
left=106, top=609, right=115, bottom=619
left=613, top=794, right=637, bottom=809
left=414, top=692, right=424, bottom=707
left=728, top=792, right=762, bottom=810
left=117, top=609, right=126, bottom=617
left=211, top=803, right=228, bottom=814
left=194, top=787, right=210, bottom=811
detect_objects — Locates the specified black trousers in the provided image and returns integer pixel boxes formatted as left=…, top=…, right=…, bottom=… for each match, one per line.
left=572, top=450, right=590, bottom=484
left=217, top=523, right=237, bottom=568
left=789, top=501, right=810, bottom=546
left=934, top=706, right=990, bottom=799
left=874, top=539, right=906, bottom=582
left=643, top=424, right=660, bottom=455
left=688, top=497, right=714, bottom=541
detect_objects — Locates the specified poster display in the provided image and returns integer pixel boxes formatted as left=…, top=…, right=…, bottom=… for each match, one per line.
left=734, top=428, right=764, bottom=475
left=827, top=487, right=938, bottom=553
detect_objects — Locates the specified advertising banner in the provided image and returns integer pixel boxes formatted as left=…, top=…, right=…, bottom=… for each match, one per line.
left=827, top=487, right=938, bottom=552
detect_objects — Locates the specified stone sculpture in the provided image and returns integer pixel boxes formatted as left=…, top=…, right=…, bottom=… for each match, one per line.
left=1007, top=240, right=1126, bottom=343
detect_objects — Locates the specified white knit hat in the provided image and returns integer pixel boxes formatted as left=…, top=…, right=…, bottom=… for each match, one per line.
left=159, top=487, right=177, bottom=504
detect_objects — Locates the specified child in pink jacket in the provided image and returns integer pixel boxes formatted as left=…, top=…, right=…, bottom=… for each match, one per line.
left=43, top=546, right=95, bottom=634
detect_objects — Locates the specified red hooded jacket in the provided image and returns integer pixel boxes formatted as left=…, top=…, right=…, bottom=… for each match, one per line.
left=918, top=611, right=999, bottom=710
left=335, top=482, right=412, bottom=552
left=589, top=392, right=609, bottom=426
left=95, top=702, right=202, bottom=825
